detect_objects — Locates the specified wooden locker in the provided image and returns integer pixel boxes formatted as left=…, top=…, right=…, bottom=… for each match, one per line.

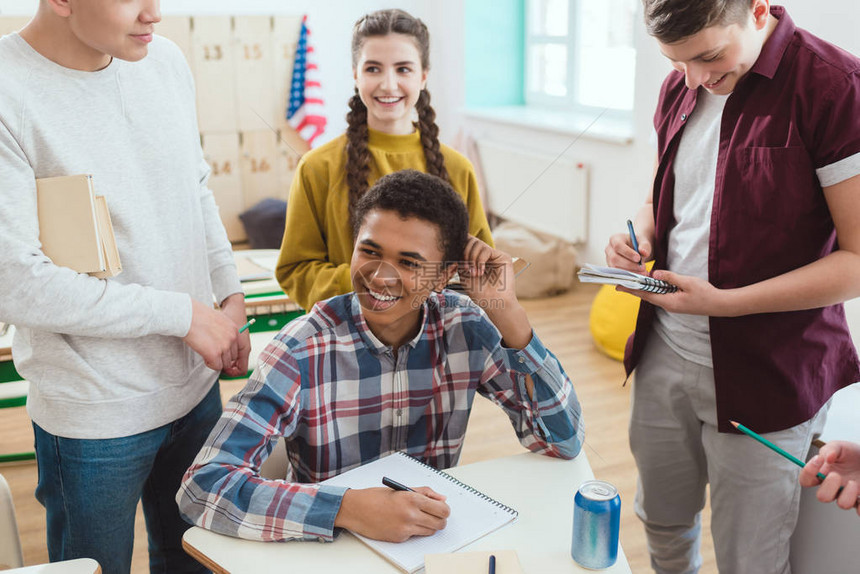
left=202, top=132, right=246, bottom=243
left=156, top=16, right=193, bottom=73
left=191, top=16, right=238, bottom=132
left=234, top=16, right=276, bottom=132
left=272, top=16, right=303, bottom=133
left=0, top=16, right=31, bottom=37
left=275, top=128, right=309, bottom=201
left=240, top=130, right=280, bottom=212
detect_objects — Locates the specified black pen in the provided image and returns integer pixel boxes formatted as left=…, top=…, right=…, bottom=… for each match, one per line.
left=382, top=476, right=415, bottom=492
left=489, top=554, right=496, bottom=574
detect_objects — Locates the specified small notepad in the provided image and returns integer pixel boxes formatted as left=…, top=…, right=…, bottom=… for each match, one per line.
left=577, top=263, right=677, bottom=294
left=321, top=452, right=518, bottom=573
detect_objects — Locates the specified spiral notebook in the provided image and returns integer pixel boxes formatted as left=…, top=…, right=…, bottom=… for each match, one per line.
left=577, top=263, right=678, bottom=294
left=321, top=452, right=518, bottom=573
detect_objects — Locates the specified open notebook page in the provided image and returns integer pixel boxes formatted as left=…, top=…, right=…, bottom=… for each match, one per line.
left=321, top=452, right=518, bottom=573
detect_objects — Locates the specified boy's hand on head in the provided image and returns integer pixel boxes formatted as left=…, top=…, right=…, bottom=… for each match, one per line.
left=459, top=236, right=533, bottom=349
left=335, top=486, right=450, bottom=542
left=458, top=236, right=516, bottom=306
left=605, top=231, right=651, bottom=271
left=183, top=298, right=240, bottom=373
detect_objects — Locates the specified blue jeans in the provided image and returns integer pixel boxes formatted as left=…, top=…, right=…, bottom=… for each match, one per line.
left=33, top=382, right=222, bottom=574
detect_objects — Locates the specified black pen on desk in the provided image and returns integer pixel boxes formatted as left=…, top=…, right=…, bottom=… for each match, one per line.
left=382, top=476, right=415, bottom=492
left=239, top=318, right=256, bottom=334
left=489, top=554, right=496, bottom=574
left=626, top=219, right=642, bottom=265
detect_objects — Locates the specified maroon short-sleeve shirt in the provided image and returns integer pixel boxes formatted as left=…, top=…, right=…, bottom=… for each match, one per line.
left=626, top=6, right=860, bottom=433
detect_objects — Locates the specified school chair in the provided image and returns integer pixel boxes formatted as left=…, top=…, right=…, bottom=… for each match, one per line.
left=0, top=473, right=103, bottom=573
left=1, top=560, right=101, bottom=573
left=0, top=472, right=23, bottom=569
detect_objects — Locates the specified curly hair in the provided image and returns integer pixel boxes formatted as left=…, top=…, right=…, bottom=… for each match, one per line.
left=643, top=0, right=752, bottom=44
left=345, top=9, right=449, bottom=220
left=352, top=170, right=468, bottom=264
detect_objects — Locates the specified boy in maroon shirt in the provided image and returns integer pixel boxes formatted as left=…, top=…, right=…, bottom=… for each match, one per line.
left=605, top=1, right=860, bottom=572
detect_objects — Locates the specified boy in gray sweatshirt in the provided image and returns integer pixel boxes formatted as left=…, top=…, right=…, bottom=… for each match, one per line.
left=0, top=1, right=250, bottom=571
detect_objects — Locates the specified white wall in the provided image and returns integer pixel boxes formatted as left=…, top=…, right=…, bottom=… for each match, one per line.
left=780, top=0, right=859, bottom=53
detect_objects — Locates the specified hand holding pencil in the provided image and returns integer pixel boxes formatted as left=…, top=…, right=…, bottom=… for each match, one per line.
left=732, top=421, right=860, bottom=517
left=799, top=440, right=860, bottom=516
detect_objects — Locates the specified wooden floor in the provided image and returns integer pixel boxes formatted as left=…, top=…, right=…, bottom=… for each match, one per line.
left=0, top=285, right=716, bottom=573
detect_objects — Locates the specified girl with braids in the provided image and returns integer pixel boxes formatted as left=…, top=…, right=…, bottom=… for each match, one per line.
left=275, top=8, right=493, bottom=311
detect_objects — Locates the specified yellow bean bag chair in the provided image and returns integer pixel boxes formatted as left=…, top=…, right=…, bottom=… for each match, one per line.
left=588, top=262, right=652, bottom=361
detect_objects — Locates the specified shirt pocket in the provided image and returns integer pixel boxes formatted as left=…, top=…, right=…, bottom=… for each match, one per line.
left=741, top=146, right=819, bottom=220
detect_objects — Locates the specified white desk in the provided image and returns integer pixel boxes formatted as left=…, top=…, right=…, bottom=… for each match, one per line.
left=183, top=452, right=631, bottom=573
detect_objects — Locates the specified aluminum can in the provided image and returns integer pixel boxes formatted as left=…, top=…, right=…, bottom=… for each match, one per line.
left=571, top=480, right=621, bottom=569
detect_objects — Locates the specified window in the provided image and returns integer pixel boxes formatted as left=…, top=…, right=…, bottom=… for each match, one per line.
left=526, top=0, right=637, bottom=113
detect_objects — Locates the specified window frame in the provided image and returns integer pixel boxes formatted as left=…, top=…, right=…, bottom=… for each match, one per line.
left=524, top=0, right=635, bottom=119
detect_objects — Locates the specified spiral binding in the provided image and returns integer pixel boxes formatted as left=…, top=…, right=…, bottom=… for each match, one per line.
left=396, top=452, right=519, bottom=518
left=640, top=277, right=678, bottom=294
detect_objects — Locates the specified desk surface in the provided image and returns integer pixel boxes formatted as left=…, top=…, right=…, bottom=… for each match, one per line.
left=183, top=451, right=632, bottom=573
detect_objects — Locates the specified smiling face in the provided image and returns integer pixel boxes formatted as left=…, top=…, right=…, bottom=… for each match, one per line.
left=351, top=209, right=454, bottom=346
left=658, top=4, right=773, bottom=95
left=353, top=33, right=428, bottom=135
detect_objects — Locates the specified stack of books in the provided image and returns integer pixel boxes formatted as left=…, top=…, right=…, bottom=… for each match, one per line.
left=36, top=174, right=122, bottom=278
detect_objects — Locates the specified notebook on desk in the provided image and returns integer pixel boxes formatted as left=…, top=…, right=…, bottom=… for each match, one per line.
left=321, top=452, right=518, bottom=573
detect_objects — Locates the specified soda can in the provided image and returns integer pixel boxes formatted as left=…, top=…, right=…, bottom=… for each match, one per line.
left=571, top=479, right=621, bottom=569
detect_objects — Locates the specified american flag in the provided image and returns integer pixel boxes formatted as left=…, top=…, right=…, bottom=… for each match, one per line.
left=287, top=15, right=326, bottom=147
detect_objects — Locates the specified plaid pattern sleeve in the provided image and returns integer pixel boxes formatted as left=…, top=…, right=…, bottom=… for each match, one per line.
left=453, top=297, right=584, bottom=459
left=177, top=291, right=584, bottom=542
left=176, top=309, right=352, bottom=543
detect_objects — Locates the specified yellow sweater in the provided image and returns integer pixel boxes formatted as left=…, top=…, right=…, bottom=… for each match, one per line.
left=276, top=129, right=494, bottom=310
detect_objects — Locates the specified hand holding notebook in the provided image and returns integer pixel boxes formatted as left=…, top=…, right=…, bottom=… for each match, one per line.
left=577, top=263, right=677, bottom=294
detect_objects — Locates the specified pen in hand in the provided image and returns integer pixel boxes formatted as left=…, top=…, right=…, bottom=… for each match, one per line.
left=626, top=219, right=642, bottom=265
left=382, top=476, right=415, bottom=492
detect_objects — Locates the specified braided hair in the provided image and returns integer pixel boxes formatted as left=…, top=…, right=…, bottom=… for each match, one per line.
left=346, top=9, right=449, bottom=225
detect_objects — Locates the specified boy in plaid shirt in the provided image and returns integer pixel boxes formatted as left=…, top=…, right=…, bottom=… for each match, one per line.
left=178, top=170, right=584, bottom=543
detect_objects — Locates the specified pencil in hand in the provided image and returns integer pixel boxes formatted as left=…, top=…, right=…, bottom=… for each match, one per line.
left=730, top=420, right=826, bottom=480
left=239, top=318, right=256, bottom=333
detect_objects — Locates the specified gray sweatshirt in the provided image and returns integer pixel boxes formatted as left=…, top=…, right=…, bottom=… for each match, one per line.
left=0, top=33, right=242, bottom=439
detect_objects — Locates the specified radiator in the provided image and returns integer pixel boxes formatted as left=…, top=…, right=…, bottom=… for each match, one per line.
left=475, top=139, right=588, bottom=244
